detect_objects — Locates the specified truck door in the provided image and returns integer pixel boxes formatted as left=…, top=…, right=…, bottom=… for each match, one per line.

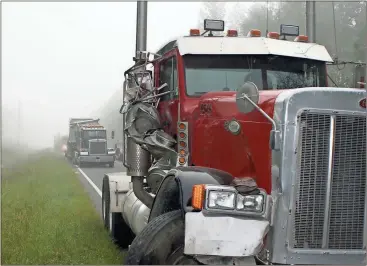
left=156, top=53, right=179, bottom=139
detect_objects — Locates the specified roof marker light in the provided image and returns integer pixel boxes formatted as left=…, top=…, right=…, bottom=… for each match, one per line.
left=294, top=35, right=309, bottom=42
left=227, top=29, right=238, bottom=37
left=267, top=32, right=280, bottom=39
left=190, top=29, right=200, bottom=36
left=247, top=29, right=261, bottom=37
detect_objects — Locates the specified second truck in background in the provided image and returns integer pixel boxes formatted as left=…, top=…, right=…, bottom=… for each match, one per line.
left=65, top=118, right=115, bottom=167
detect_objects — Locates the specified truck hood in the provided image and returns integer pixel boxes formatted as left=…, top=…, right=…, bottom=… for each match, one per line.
left=187, top=90, right=283, bottom=193
left=191, top=90, right=283, bottom=122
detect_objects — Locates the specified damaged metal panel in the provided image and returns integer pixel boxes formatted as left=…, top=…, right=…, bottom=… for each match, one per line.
left=184, top=212, right=269, bottom=257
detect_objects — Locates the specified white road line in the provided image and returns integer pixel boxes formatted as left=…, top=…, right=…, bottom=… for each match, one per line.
left=77, top=167, right=102, bottom=197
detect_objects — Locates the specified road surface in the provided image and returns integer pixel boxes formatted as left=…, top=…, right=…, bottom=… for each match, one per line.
left=75, top=160, right=126, bottom=218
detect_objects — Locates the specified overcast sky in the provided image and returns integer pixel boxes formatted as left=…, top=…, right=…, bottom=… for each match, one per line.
left=2, top=2, right=208, bottom=149
left=2, top=2, right=254, bottom=149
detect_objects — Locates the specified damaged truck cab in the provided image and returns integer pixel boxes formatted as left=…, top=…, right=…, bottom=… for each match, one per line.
left=101, top=19, right=366, bottom=265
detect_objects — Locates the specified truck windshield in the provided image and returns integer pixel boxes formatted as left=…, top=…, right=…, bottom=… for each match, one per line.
left=82, top=130, right=106, bottom=140
left=183, top=54, right=327, bottom=96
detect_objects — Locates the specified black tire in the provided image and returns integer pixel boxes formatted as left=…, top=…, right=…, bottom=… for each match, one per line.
left=109, top=162, right=114, bottom=168
left=125, top=210, right=200, bottom=265
left=102, top=175, right=135, bottom=249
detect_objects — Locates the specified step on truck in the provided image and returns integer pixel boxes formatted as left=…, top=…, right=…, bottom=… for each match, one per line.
left=66, top=118, right=115, bottom=167
left=101, top=7, right=367, bottom=266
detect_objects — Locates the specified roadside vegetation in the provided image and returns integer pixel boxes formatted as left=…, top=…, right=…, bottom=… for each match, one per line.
left=1, top=151, right=123, bottom=264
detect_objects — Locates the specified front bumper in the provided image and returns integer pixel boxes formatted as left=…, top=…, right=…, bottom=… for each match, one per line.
left=79, top=155, right=114, bottom=163
left=184, top=211, right=269, bottom=257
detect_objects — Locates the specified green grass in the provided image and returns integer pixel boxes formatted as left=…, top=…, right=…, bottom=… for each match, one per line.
left=1, top=148, right=29, bottom=170
left=1, top=152, right=123, bottom=264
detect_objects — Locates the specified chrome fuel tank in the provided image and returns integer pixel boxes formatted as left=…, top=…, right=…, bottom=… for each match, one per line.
left=121, top=188, right=151, bottom=235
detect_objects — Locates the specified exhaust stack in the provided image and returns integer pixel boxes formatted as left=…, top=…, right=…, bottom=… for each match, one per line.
left=125, top=1, right=154, bottom=209
left=134, top=1, right=147, bottom=62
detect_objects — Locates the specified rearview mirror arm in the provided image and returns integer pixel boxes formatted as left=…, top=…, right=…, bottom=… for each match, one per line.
left=237, top=93, right=281, bottom=151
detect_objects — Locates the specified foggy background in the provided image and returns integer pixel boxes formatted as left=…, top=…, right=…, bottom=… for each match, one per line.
left=2, top=2, right=365, bottom=150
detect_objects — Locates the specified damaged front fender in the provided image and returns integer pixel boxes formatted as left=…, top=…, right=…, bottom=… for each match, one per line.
left=184, top=212, right=269, bottom=258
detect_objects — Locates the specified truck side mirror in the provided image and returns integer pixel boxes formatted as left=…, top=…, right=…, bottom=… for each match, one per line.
left=111, top=131, right=115, bottom=140
left=236, top=82, right=281, bottom=151
left=235, top=82, right=260, bottom=114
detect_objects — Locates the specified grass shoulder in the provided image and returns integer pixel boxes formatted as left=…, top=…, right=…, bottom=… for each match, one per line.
left=1, top=152, right=123, bottom=264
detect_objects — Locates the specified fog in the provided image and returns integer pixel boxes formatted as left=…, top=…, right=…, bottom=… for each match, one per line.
left=2, top=2, right=364, bottom=150
left=2, top=2, right=215, bottom=150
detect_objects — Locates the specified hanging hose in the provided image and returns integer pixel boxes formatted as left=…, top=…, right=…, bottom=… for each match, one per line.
left=132, top=176, right=154, bottom=209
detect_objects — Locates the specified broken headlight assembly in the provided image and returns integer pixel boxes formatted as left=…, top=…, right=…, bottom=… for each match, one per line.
left=192, top=184, right=270, bottom=218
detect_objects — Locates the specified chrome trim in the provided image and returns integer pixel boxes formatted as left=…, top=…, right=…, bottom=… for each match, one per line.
left=322, top=115, right=335, bottom=249
left=269, top=87, right=366, bottom=264
left=289, top=109, right=366, bottom=252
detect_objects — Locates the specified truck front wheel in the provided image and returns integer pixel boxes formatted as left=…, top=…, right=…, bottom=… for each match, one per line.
left=125, top=210, right=199, bottom=265
left=102, top=176, right=134, bottom=249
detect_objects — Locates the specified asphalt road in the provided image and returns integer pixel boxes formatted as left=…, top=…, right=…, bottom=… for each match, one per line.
left=74, top=160, right=126, bottom=219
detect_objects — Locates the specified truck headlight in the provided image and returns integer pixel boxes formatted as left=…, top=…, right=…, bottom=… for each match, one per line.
left=208, top=191, right=236, bottom=209
left=237, top=194, right=264, bottom=213
left=192, top=184, right=269, bottom=217
left=80, top=151, right=88, bottom=156
left=227, top=120, right=241, bottom=135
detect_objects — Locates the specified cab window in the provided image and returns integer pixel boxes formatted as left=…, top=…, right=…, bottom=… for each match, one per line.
left=159, top=56, right=178, bottom=101
left=183, top=54, right=326, bottom=96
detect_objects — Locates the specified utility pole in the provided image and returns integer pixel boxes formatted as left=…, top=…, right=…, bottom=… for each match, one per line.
left=306, top=1, right=316, bottom=43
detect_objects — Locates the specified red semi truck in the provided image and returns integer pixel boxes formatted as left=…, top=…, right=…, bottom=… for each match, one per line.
left=101, top=7, right=366, bottom=265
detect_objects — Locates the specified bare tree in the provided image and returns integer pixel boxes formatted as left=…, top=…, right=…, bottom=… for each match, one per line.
left=226, top=1, right=366, bottom=87
left=197, top=2, right=227, bottom=34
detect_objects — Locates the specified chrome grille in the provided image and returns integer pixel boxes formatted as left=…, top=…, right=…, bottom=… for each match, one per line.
left=328, top=115, right=366, bottom=249
left=89, top=141, right=106, bottom=155
left=293, top=111, right=366, bottom=250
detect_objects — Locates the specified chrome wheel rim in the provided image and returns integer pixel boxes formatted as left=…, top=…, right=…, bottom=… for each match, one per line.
left=102, top=196, right=106, bottom=220
left=109, top=211, right=112, bottom=232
